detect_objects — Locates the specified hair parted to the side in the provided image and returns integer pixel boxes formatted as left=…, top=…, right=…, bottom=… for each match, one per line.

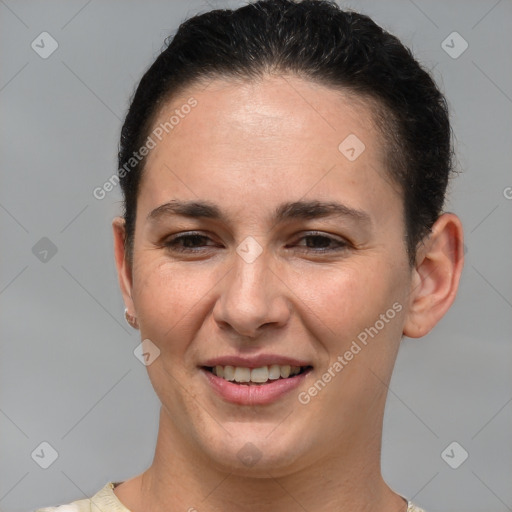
left=118, top=0, right=454, bottom=267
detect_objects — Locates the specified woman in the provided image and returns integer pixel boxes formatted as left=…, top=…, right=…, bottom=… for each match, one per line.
left=36, top=0, right=464, bottom=510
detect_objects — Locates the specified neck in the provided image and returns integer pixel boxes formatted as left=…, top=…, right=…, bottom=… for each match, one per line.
left=116, top=406, right=407, bottom=512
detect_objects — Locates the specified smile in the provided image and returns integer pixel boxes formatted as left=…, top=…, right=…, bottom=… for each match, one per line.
left=201, top=364, right=313, bottom=405
left=204, top=364, right=312, bottom=384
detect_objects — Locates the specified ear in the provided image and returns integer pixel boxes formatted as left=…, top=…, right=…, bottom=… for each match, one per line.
left=112, top=217, right=135, bottom=317
left=403, top=213, right=464, bottom=338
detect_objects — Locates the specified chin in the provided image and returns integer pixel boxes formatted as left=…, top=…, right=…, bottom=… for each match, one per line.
left=197, top=425, right=310, bottom=477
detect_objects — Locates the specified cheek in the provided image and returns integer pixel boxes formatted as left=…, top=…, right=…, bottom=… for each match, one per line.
left=300, top=262, right=408, bottom=411
left=132, top=260, right=215, bottom=347
left=296, top=260, right=403, bottom=336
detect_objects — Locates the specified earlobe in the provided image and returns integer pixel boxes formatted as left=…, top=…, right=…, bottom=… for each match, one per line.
left=403, top=213, right=464, bottom=338
left=112, top=217, right=135, bottom=316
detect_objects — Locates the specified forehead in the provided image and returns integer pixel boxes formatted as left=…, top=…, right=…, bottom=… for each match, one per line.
left=137, top=75, right=401, bottom=225
left=149, top=75, right=381, bottom=161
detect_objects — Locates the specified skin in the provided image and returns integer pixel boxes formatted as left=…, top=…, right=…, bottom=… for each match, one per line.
left=111, top=75, right=464, bottom=512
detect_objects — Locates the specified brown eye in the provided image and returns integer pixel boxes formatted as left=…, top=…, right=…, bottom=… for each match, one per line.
left=165, top=233, right=216, bottom=252
left=292, top=232, right=349, bottom=252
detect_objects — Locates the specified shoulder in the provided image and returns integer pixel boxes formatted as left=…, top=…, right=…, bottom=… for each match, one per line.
left=408, top=503, right=428, bottom=512
left=34, top=500, right=90, bottom=512
left=34, top=482, right=129, bottom=512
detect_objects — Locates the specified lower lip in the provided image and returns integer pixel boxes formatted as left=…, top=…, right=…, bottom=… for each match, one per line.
left=201, top=368, right=312, bottom=405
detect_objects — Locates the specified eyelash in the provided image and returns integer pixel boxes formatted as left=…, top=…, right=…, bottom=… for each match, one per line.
left=164, top=231, right=349, bottom=253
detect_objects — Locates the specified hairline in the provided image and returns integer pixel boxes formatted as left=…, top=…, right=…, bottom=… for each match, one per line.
left=124, top=71, right=412, bottom=266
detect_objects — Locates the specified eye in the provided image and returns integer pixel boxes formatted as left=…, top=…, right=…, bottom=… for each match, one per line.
left=163, top=231, right=350, bottom=254
left=164, top=232, right=218, bottom=252
left=291, top=232, right=349, bottom=252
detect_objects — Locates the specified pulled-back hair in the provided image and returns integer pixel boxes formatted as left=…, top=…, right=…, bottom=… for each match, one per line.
left=118, top=0, right=454, bottom=266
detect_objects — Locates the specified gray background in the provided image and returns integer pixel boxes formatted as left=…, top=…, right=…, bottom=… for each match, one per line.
left=1, top=1, right=511, bottom=511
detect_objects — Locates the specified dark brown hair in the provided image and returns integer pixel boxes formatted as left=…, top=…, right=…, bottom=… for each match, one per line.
left=118, top=0, right=454, bottom=266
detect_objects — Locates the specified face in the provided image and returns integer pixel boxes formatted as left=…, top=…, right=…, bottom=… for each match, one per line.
left=116, top=75, right=415, bottom=476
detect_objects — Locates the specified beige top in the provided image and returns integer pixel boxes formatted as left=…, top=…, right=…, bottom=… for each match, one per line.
left=35, top=481, right=428, bottom=512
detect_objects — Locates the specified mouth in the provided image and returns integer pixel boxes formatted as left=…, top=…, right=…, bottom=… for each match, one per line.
left=202, top=364, right=313, bottom=385
left=200, top=363, right=313, bottom=405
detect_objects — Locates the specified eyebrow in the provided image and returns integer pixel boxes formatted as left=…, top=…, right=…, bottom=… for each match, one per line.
left=146, top=199, right=371, bottom=227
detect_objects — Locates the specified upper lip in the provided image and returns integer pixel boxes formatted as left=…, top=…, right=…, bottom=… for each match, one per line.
left=201, top=354, right=312, bottom=369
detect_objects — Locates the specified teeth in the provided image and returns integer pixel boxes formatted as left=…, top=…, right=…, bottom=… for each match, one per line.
left=209, top=364, right=308, bottom=383
left=223, top=365, right=235, bottom=381
left=280, top=365, right=290, bottom=378
left=250, top=366, right=269, bottom=383
left=268, top=364, right=281, bottom=380
left=234, top=367, right=251, bottom=382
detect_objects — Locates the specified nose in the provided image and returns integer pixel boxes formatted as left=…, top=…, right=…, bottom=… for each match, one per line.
left=212, top=247, right=291, bottom=339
